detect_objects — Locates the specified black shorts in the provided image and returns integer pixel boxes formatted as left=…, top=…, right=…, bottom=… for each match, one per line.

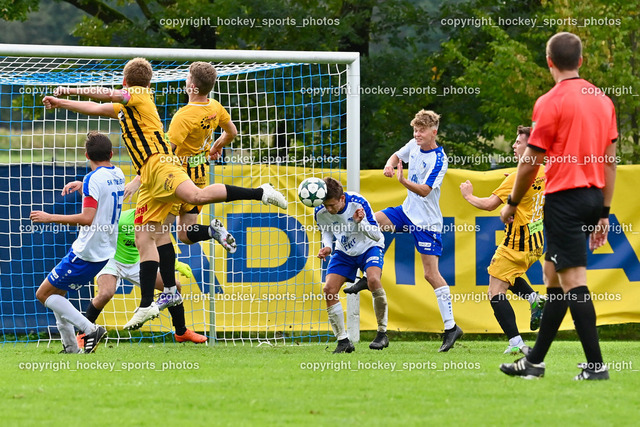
left=544, top=187, right=603, bottom=271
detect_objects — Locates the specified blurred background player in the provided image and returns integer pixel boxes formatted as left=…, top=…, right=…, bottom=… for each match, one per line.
left=42, top=57, right=287, bottom=331
left=460, top=125, right=546, bottom=355
left=31, top=132, right=124, bottom=353
left=375, top=109, right=462, bottom=352
left=500, top=32, right=617, bottom=380
left=315, top=178, right=388, bottom=353
left=124, top=61, right=239, bottom=309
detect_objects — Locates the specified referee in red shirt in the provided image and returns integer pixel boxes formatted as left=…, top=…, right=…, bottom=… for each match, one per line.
left=499, top=32, right=617, bottom=380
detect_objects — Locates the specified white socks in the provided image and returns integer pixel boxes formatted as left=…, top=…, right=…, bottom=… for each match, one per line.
left=509, top=335, right=525, bottom=347
left=164, top=286, right=177, bottom=294
left=434, top=286, right=456, bottom=330
left=54, top=311, right=79, bottom=353
left=371, top=288, right=388, bottom=333
left=327, top=303, right=348, bottom=340
left=527, top=292, right=538, bottom=306
left=44, top=294, right=97, bottom=335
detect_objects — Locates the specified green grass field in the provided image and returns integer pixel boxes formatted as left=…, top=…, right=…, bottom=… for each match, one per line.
left=1, top=340, right=639, bottom=426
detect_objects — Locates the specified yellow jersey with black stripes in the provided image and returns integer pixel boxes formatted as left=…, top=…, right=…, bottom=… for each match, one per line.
left=166, top=99, right=231, bottom=185
left=112, top=86, right=172, bottom=172
left=493, top=168, right=546, bottom=252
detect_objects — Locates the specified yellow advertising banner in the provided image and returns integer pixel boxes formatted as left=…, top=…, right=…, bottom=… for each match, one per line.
left=103, top=164, right=640, bottom=334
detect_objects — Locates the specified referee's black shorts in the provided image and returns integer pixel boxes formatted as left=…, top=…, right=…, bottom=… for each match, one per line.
left=544, top=187, right=604, bottom=271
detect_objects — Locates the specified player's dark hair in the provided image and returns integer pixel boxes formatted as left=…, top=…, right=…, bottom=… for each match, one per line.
left=189, top=62, right=217, bottom=95
left=324, top=177, right=344, bottom=201
left=85, top=131, right=112, bottom=162
left=123, top=57, right=153, bottom=87
left=546, top=32, right=582, bottom=71
left=517, top=125, right=531, bottom=138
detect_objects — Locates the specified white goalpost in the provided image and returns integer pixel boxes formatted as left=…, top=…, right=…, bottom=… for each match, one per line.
left=0, top=43, right=361, bottom=346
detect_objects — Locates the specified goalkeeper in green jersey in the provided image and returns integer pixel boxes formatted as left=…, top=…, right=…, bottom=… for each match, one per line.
left=62, top=205, right=207, bottom=345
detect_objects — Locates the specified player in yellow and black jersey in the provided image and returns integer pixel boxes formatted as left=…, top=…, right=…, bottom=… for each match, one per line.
left=460, top=126, right=547, bottom=355
left=43, top=58, right=287, bottom=331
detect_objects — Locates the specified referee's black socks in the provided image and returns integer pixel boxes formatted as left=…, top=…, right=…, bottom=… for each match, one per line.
left=568, top=286, right=604, bottom=369
left=528, top=287, right=567, bottom=364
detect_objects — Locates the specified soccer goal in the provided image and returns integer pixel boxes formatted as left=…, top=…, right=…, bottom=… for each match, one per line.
left=0, top=44, right=361, bottom=346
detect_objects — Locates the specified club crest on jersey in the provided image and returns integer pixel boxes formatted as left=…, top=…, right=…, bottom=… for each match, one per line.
left=532, top=176, right=545, bottom=190
left=164, top=173, right=175, bottom=191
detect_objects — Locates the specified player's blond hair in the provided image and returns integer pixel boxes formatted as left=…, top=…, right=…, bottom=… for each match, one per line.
left=189, top=62, right=218, bottom=95
left=123, top=57, right=153, bottom=87
left=410, top=109, right=440, bottom=129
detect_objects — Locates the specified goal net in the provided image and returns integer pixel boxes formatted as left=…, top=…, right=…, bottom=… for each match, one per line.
left=0, top=45, right=360, bottom=346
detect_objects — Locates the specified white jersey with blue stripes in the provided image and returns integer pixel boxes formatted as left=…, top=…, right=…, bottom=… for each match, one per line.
left=314, top=192, right=384, bottom=256
left=71, top=166, right=125, bottom=262
left=396, top=139, right=448, bottom=233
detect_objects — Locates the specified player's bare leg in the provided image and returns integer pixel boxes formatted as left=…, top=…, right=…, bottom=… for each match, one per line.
left=323, top=274, right=354, bottom=353
left=37, top=279, right=105, bottom=353
left=366, top=266, right=389, bottom=350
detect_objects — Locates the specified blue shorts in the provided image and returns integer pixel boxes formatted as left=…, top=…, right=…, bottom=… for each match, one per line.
left=47, top=249, right=108, bottom=292
left=381, top=206, right=443, bottom=256
left=326, top=246, right=384, bottom=282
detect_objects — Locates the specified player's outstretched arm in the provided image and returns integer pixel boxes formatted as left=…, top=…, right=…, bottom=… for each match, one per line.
left=54, top=86, right=126, bottom=103
left=42, top=96, right=118, bottom=119
left=460, top=180, right=502, bottom=211
left=30, top=206, right=96, bottom=226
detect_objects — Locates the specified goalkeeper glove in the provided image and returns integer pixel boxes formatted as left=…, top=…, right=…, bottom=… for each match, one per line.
left=175, top=260, right=194, bottom=279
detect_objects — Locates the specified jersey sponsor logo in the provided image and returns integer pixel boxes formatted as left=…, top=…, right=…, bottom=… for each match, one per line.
left=200, top=113, right=217, bottom=130
left=418, top=241, right=432, bottom=248
left=135, top=205, right=148, bottom=224
left=365, top=256, right=380, bottom=264
left=68, top=283, right=83, bottom=291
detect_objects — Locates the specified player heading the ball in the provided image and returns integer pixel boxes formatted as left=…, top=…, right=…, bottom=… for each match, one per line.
left=375, top=109, right=463, bottom=352
left=32, top=132, right=125, bottom=354
left=315, top=177, right=388, bottom=353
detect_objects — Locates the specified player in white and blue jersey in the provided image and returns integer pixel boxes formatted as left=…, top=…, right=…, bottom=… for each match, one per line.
left=375, top=110, right=463, bottom=352
left=315, top=177, right=388, bottom=353
left=31, top=131, right=125, bottom=354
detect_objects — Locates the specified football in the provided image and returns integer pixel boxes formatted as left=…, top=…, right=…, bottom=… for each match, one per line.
left=297, top=177, right=327, bottom=207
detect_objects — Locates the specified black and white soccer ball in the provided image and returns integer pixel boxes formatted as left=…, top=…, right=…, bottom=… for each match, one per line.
left=297, top=177, right=327, bottom=208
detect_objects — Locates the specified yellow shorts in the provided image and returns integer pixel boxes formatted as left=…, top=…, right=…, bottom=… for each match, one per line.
left=169, top=176, right=206, bottom=217
left=487, top=245, right=544, bottom=286
left=135, top=154, right=191, bottom=225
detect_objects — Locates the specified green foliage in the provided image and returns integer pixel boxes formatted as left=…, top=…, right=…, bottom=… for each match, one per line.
left=2, top=0, right=639, bottom=167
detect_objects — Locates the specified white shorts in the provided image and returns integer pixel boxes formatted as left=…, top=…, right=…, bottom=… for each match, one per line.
left=95, top=258, right=140, bottom=290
